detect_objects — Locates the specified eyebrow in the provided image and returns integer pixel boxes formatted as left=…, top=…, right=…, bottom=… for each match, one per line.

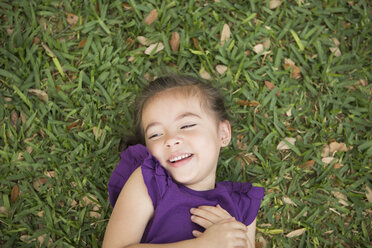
left=144, top=112, right=201, bottom=134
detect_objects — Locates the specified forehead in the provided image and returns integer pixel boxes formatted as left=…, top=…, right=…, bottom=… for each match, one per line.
left=141, top=88, right=214, bottom=126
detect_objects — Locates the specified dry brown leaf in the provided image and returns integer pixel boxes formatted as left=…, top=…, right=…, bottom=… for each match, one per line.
left=264, top=81, right=275, bottom=90
left=284, top=58, right=301, bottom=79
left=28, top=89, right=48, bottom=102
left=283, top=196, right=297, bottom=207
left=192, top=37, right=199, bottom=49
left=26, top=146, right=33, bottom=154
left=253, top=43, right=264, bottom=54
left=332, top=191, right=349, bottom=206
left=144, top=9, right=158, bottom=25
left=329, top=141, right=348, bottom=154
left=20, top=111, right=26, bottom=124
left=237, top=100, right=260, bottom=107
left=269, top=0, right=282, bottom=9
left=365, top=185, right=372, bottom=203
left=200, top=69, right=211, bottom=80
left=67, top=120, right=81, bottom=132
left=6, top=27, right=13, bottom=36
left=20, top=235, right=35, bottom=244
left=286, top=107, right=292, bottom=117
left=11, top=185, right=19, bottom=203
left=93, top=127, right=103, bottom=138
left=70, top=199, right=78, bottom=207
left=329, top=47, right=341, bottom=57
left=221, top=24, right=231, bottom=46
left=216, top=65, right=227, bottom=75
left=263, top=39, right=271, bottom=49
left=66, top=13, right=79, bottom=25
left=285, top=228, right=306, bottom=238
left=122, top=3, right=132, bottom=10
left=33, top=178, right=48, bottom=191
left=333, top=163, right=343, bottom=169
left=332, top=37, right=340, bottom=47
left=299, top=160, right=315, bottom=170
left=321, top=144, right=330, bottom=158
left=78, top=38, right=87, bottom=48
left=145, top=42, right=164, bottom=55
left=0, top=206, right=7, bottom=214
left=347, top=1, right=355, bottom=6
left=44, top=171, right=55, bottom=178
left=322, top=157, right=335, bottom=164
left=137, top=36, right=149, bottom=46
left=11, top=111, right=18, bottom=127
left=80, top=194, right=99, bottom=207
left=90, top=205, right=101, bottom=218
left=33, top=37, right=40, bottom=44
left=277, top=137, right=296, bottom=150
left=38, top=234, right=53, bottom=246
left=37, top=210, right=44, bottom=217
left=170, top=32, right=180, bottom=51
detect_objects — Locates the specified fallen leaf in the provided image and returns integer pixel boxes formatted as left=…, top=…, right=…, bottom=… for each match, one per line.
left=33, top=178, right=48, bottom=191
left=347, top=1, right=355, bottom=6
left=329, top=47, right=341, bottom=57
left=269, top=0, right=282, bottom=9
left=284, top=58, right=301, bottom=79
left=144, top=9, right=158, bottom=25
left=332, top=191, right=349, bottom=206
left=11, top=185, right=19, bottom=203
left=192, top=37, right=199, bottom=49
left=332, top=37, right=340, bottom=47
left=283, top=196, right=297, bottom=207
left=90, top=205, right=101, bottom=218
left=253, top=44, right=264, bottom=54
left=67, top=120, right=81, bottom=132
left=40, top=17, right=47, bottom=31
left=28, top=89, right=48, bottom=102
left=200, top=69, right=211, bottom=80
left=237, top=100, right=260, bottom=107
left=66, top=13, right=79, bottom=25
left=26, top=146, right=33, bottom=154
left=11, top=111, right=18, bottom=127
left=366, top=185, right=372, bottom=203
left=329, top=141, right=348, bottom=154
left=6, top=27, right=13, bottom=36
left=0, top=206, right=7, bottom=214
left=322, top=157, right=335, bottom=164
left=20, top=235, right=35, bottom=244
left=145, top=42, right=164, bottom=55
left=299, top=160, right=315, bottom=170
left=38, top=234, right=53, bottom=246
left=37, top=210, right=44, bottom=217
left=122, top=3, right=132, bottom=10
left=321, top=144, right=330, bottom=158
left=286, top=107, right=292, bottom=117
left=216, top=65, right=227, bottom=75
left=78, top=38, right=87, bottom=48
left=170, top=32, right=180, bottom=51
left=263, top=39, right=271, bottom=49
left=277, top=137, right=296, bottom=150
left=221, top=24, right=231, bottom=46
left=286, top=228, right=306, bottom=238
left=20, top=112, right=26, bottom=124
left=264, top=81, right=275, bottom=90
left=137, top=36, right=149, bottom=46
left=33, top=37, right=40, bottom=44
left=333, top=163, right=343, bottom=169
left=80, top=194, right=98, bottom=207
left=93, top=127, right=103, bottom=138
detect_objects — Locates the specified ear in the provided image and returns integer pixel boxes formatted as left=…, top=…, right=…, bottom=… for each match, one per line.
left=219, top=120, right=231, bottom=147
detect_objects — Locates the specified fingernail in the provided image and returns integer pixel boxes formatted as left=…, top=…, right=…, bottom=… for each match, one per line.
left=190, top=208, right=195, bottom=213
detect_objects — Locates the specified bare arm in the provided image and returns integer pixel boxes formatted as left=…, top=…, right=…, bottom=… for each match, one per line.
left=246, top=218, right=256, bottom=248
left=102, top=168, right=201, bottom=248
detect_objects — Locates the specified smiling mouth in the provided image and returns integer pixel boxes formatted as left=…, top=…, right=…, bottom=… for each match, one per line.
left=169, top=153, right=193, bottom=163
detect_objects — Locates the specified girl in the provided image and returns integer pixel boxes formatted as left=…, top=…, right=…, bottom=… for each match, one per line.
left=103, top=75, right=264, bottom=248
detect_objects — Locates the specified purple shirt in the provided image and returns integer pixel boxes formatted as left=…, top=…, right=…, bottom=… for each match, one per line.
left=108, top=144, right=264, bottom=243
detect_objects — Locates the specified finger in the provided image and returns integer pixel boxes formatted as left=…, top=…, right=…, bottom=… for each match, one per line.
left=191, top=215, right=214, bottom=229
left=198, top=205, right=229, bottom=218
left=192, top=230, right=203, bottom=238
left=190, top=207, right=221, bottom=223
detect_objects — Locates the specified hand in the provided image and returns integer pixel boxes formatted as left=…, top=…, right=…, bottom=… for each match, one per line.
left=193, top=218, right=248, bottom=248
left=190, top=204, right=232, bottom=230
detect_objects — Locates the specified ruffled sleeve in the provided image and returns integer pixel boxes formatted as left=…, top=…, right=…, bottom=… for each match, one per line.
left=220, top=181, right=264, bottom=226
left=108, top=144, right=170, bottom=208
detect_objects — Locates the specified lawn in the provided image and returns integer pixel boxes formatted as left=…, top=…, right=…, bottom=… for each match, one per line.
left=0, top=0, right=371, bottom=247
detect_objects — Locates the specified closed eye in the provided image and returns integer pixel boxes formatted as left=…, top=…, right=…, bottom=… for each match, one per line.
left=148, top=133, right=162, bottom=139
left=181, top=124, right=196, bottom=129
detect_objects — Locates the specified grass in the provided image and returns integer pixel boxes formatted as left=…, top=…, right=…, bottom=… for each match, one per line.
left=0, top=0, right=371, bottom=247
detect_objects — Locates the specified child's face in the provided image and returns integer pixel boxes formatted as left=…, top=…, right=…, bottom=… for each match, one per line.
left=141, top=90, right=231, bottom=191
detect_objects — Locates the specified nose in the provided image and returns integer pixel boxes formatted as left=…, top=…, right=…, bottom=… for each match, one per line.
left=165, top=135, right=182, bottom=148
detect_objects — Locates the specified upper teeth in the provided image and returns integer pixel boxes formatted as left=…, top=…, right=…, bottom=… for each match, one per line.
left=170, top=154, right=192, bottom=163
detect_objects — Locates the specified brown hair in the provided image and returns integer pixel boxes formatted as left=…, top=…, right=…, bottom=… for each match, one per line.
left=119, top=75, right=229, bottom=152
